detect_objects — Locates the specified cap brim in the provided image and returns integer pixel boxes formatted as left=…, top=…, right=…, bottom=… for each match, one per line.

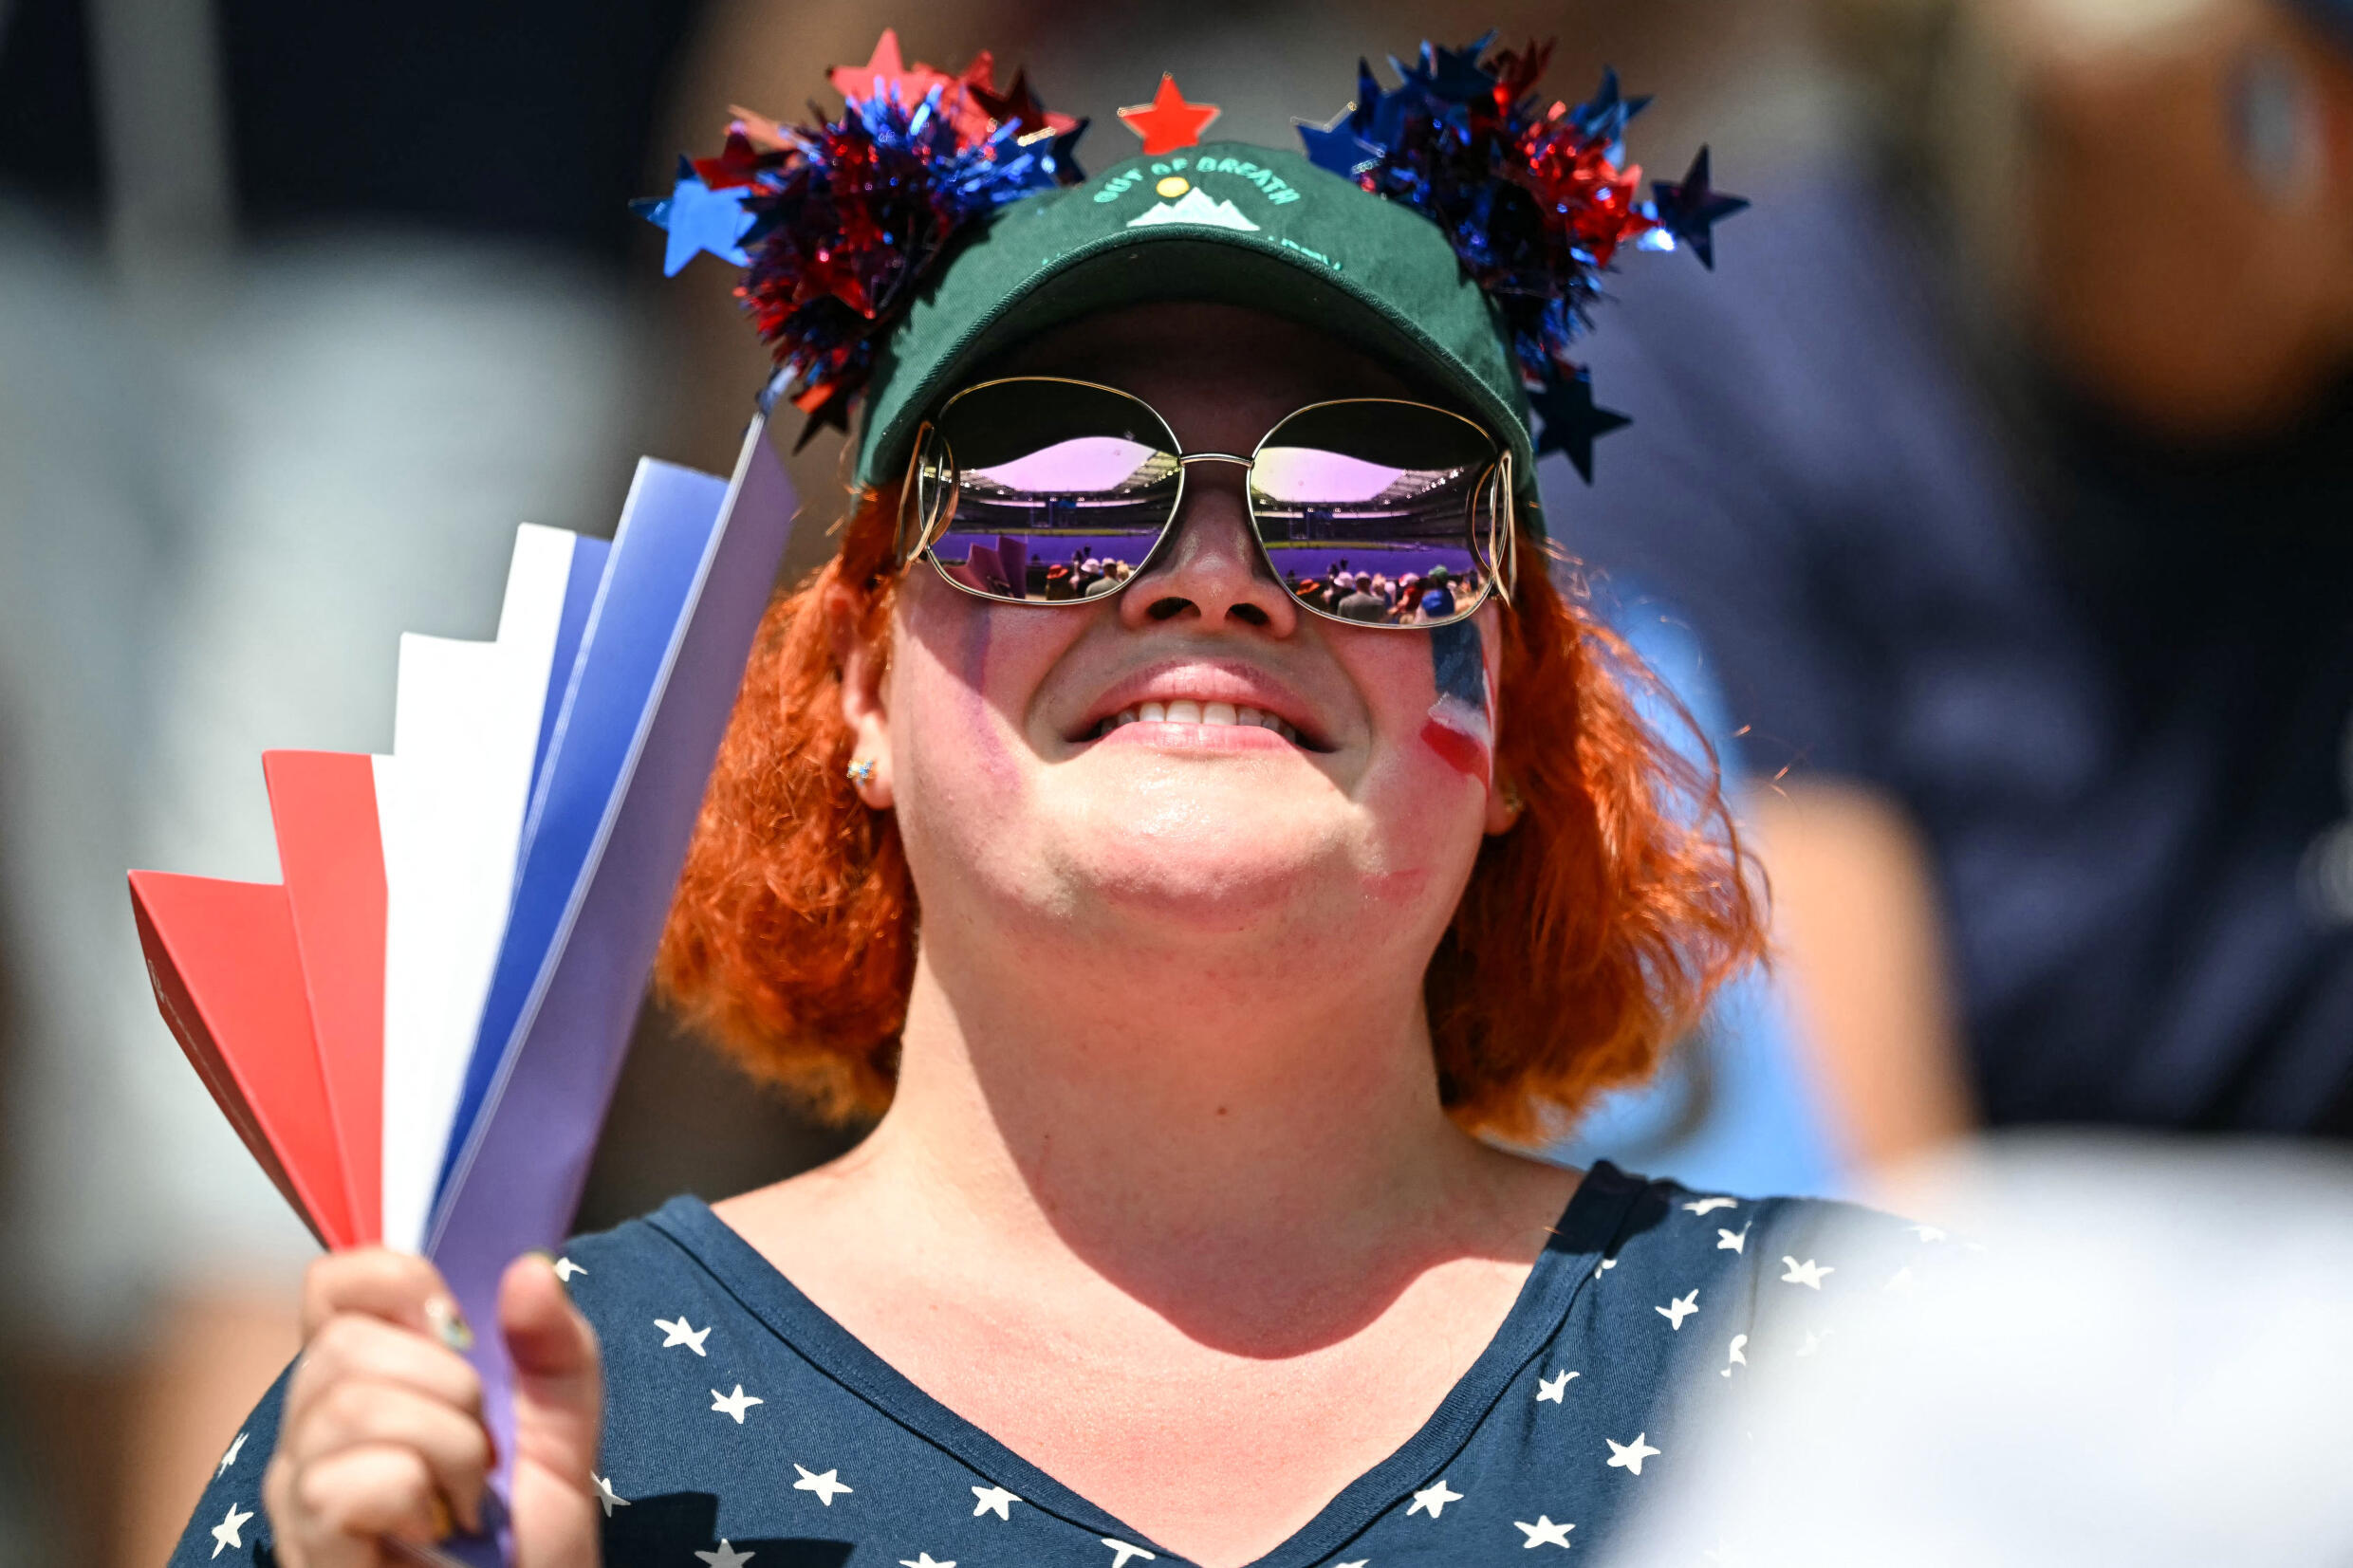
left=860, top=230, right=1540, bottom=524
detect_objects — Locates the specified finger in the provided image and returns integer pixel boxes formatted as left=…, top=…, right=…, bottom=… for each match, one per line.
left=278, top=1443, right=445, bottom=1562
left=287, top=1315, right=485, bottom=1432
left=301, top=1249, right=464, bottom=1343
left=279, top=1379, right=491, bottom=1535
left=500, top=1253, right=602, bottom=1485
left=264, top=1452, right=360, bottom=1568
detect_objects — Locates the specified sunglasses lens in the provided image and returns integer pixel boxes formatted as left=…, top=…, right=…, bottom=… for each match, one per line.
left=927, top=380, right=1182, bottom=603
left=1251, top=401, right=1497, bottom=626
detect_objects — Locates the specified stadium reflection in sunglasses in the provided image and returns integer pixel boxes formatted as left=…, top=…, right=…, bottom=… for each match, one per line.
left=898, top=377, right=1517, bottom=629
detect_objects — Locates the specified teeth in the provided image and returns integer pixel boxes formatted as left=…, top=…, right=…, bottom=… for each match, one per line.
left=1093, top=700, right=1307, bottom=747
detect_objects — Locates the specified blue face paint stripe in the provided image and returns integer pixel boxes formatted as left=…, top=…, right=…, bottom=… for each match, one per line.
left=1431, top=618, right=1487, bottom=710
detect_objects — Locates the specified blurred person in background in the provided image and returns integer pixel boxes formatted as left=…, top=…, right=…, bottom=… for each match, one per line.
left=1571, top=0, right=2353, bottom=1169
left=0, top=0, right=710, bottom=1559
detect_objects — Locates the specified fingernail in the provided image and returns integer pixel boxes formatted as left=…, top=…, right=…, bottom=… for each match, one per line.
left=424, top=1296, right=474, bottom=1353
left=427, top=1491, right=455, bottom=1541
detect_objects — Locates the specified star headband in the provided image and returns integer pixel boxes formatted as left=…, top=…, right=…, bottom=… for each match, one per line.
left=639, top=30, right=1747, bottom=473
left=635, top=30, right=1089, bottom=447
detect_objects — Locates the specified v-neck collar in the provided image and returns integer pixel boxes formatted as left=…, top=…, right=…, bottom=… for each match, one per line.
left=646, top=1160, right=1645, bottom=1568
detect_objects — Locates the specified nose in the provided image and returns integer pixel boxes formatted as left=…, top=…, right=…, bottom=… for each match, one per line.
left=1116, top=459, right=1300, bottom=636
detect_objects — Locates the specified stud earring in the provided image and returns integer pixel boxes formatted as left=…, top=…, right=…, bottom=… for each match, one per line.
left=846, top=758, right=877, bottom=784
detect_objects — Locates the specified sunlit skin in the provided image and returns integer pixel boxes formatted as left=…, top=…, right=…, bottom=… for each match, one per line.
left=879, top=304, right=1516, bottom=960
left=262, top=304, right=1574, bottom=1568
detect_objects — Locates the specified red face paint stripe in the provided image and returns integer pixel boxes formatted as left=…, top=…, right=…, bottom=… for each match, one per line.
left=1419, top=716, right=1492, bottom=785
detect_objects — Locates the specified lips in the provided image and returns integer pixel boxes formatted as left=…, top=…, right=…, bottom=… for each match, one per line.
left=1070, top=662, right=1331, bottom=751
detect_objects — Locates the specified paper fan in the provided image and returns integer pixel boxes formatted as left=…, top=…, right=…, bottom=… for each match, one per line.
left=128, top=418, right=797, bottom=1564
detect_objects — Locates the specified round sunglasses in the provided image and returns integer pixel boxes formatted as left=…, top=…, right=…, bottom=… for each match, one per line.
left=897, top=377, right=1518, bottom=629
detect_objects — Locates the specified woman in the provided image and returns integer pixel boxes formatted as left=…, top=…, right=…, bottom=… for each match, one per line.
left=170, top=38, right=1911, bottom=1568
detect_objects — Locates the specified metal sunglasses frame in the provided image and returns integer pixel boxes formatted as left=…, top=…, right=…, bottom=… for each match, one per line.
left=895, top=375, right=1518, bottom=630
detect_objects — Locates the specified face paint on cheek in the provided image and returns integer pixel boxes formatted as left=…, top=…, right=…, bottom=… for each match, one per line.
left=956, top=601, right=1019, bottom=788
left=1419, top=618, right=1495, bottom=785
left=1360, top=866, right=1435, bottom=905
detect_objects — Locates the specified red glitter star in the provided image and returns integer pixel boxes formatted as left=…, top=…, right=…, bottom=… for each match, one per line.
left=693, top=130, right=783, bottom=190
left=1116, top=74, right=1221, bottom=156
left=828, top=29, right=954, bottom=108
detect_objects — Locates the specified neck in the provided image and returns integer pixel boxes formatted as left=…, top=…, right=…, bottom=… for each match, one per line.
left=859, top=910, right=1504, bottom=1303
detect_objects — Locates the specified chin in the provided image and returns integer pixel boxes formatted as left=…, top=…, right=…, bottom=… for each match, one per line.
left=1048, top=775, right=1353, bottom=938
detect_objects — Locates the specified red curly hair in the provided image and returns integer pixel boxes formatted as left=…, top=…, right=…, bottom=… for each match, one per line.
left=655, top=488, right=1765, bottom=1141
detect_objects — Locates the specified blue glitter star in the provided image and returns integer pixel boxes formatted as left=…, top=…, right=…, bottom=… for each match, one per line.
left=1354, top=57, right=1416, bottom=147
left=1296, top=106, right=1383, bottom=177
left=631, top=157, right=754, bottom=277
left=1650, top=146, right=1749, bottom=270
left=1424, top=33, right=1499, bottom=102
left=1530, top=368, right=1632, bottom=483
left=1568, top=67, right=1651, bottom=158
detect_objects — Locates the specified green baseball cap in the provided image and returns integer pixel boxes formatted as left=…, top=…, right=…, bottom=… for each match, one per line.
left=852, top=141, right=1546, bottom=533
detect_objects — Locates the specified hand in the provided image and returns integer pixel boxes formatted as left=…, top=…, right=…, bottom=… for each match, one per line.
left=264, top=1249, right=604, bottom=1568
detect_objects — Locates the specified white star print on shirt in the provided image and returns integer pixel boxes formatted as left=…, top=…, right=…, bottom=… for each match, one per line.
left=1716, top=1225, right=1748, bottom=1253
left=899, top=1556, right=954, bottom=1568
left=216, top=1431, right=246, bottom=1477
left=1516, top=1515, right=1576, bottom=1548
left=210, top=1502, right=253, bottom=1559
left=1657, top=1289, right=1698, bottom=1329
left=1908, top=1224, right=1947, bottom=1243
left=1720, top=1334, right=1748, bottom=1377
left=1885, top=1265, right=1918, bottom=1295
left=1593, top=1256, right=1618, bottom=1280
left=592, top=1473, right=630, bottom=1517
left=553, top=1256, right=585, bottom=1282
left=1781, top=1257, right=1833, bottom=1289
left=1682, top=1196, right=1737, bottom=1216
left=711, top=1384, right=764, bottom=1422
left=1606, top=1433, right=1661, bottom=1476
left=1409, top=1479, right=1463, bottom=1518
left=971, top=1485, right=1021, bottom=1520
left=657, top=1315, right=712, bottom=1355
left=1536, top=1369, right=1579, bottom=1403
left=696, top=1541, right=754, bottom=1568
left=792, top=1464, right=853, bottom=1504
left=1102, top=1539, right=1157, bottom=1568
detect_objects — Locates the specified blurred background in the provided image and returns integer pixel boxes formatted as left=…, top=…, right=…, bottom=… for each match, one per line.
left=2, top=0, right=2348, bottom=1559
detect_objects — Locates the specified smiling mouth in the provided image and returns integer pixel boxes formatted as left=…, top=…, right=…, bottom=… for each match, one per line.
left=1087, top=699, right=1312, bottom=748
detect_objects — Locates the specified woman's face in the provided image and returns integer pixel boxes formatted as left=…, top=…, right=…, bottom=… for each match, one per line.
left=846, top=303, right=1515, bottom=966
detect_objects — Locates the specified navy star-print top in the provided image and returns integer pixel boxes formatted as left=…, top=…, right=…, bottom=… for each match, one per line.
left=173, top=1164, right=1936, bottom=1567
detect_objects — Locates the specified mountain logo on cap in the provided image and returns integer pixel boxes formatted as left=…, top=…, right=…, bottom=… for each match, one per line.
left=1124, top=182, right=1260, bottom=232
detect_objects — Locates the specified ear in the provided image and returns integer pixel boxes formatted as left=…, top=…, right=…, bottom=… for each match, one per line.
left=1484, top=772, right=1523, bottom=836
left=824, top=581, right=895, bottom=810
